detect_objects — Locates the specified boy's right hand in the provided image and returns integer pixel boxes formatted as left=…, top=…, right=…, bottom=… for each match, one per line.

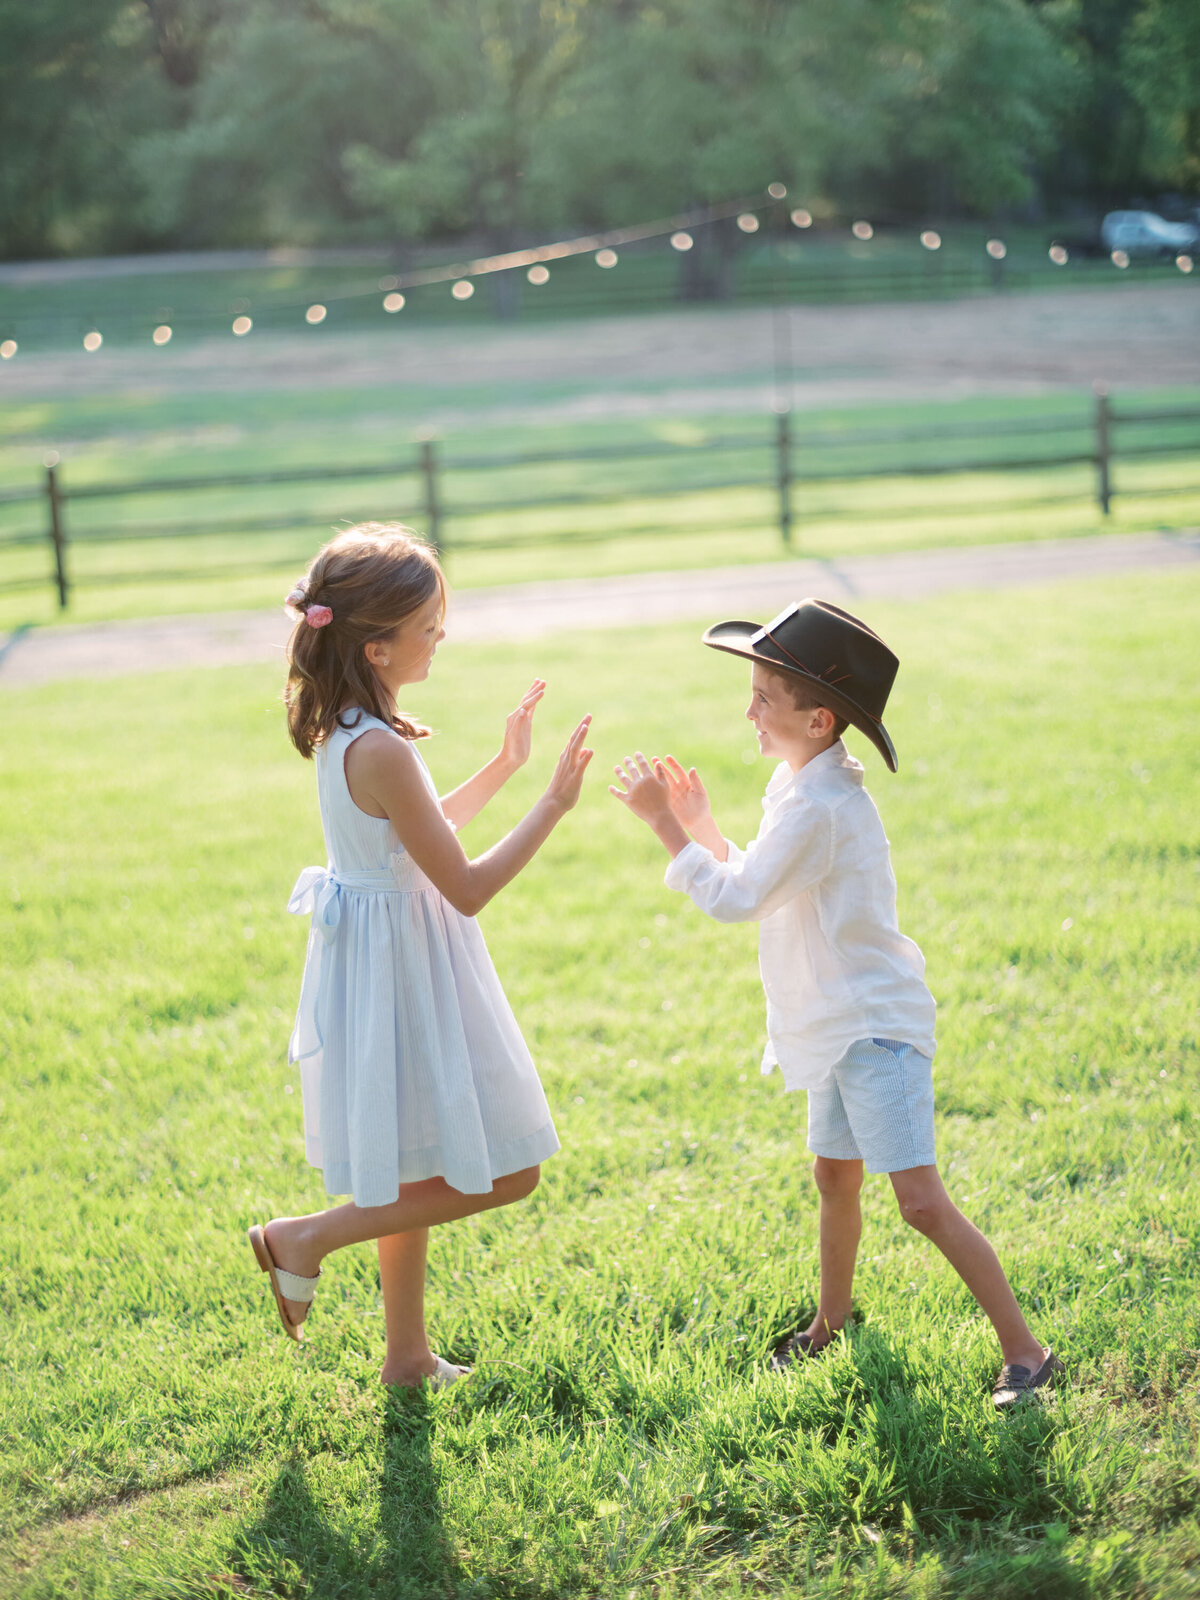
left=657, top=755, right=712, bottom=831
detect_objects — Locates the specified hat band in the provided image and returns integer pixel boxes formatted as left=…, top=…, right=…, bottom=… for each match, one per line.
left=759, top=626, right=882, bottom=724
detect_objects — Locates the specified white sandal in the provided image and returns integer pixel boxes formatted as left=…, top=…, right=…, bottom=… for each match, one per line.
left=248, top=1224, right=320, bottom=1343
left=428, top=1354, right=472, bottom=1390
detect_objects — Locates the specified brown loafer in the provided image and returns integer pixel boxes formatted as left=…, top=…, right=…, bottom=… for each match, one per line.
left=992, top=1348, right=1064, bottom=1409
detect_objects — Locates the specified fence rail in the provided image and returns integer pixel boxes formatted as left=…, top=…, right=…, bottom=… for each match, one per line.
left=2, top=392, right=1197, bottom=610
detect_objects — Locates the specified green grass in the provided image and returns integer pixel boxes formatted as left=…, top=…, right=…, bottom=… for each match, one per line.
left=2, top=571, right=1198, bottom=1597
left=2, top=387, right=1199, bottom=629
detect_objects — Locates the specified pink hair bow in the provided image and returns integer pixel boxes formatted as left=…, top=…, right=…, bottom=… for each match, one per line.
left=305, top=604, right=333, bottom=629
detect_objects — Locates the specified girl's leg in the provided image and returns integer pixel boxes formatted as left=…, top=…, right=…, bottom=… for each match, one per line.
left=263, top=1165, right=540, bottom=1328
left=803, top=1155, right=864, bottom=1348
left=889, top=1165, right=1045, bottom=1370
left=377, top=1228, right=435, bottom=1387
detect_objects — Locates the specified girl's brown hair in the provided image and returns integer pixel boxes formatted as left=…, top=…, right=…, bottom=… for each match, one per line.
left=284, top=523, right=446, bottom=759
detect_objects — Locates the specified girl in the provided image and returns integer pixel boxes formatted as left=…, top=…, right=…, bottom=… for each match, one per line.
left=249, top=523, right=592, bottom=1389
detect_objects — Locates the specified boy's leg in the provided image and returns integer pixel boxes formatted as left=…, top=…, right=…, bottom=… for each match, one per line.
left=889, top=1164, right=1045, bottom=1372
left=805, top=1156, right=864, bottom=1348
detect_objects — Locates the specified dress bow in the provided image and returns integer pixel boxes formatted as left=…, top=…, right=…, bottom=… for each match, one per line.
left=287, top=865, right=343, bottom=944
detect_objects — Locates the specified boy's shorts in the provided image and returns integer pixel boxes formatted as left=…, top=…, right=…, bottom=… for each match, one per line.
left=806, top=1037, right=936, bottom=1174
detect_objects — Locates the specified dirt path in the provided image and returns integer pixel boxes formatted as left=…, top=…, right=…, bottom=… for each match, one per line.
left=3, top=531, right=1196, bottom=689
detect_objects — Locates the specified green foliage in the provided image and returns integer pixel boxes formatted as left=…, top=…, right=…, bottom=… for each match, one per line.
left=1, top=0, right=1177, bottom=262
left=1, top=573, right=1199, bottom=1596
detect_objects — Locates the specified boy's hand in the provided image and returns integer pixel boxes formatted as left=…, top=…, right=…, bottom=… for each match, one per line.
left=609, top=752, right=675, bottom=824
left=658, top=755, right=712, bottom=831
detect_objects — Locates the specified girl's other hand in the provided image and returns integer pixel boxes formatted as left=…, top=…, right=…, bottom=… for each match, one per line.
left=501, top=678, right=546, bottom=770
left=544, top=716, right=594, bottom=812
left=609, top=752, right=674, bottom=823
left=658, top=754, right=711, bottom=830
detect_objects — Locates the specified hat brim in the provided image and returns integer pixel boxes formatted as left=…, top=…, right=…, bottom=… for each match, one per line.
left=703, top=619, right=898, bottom=772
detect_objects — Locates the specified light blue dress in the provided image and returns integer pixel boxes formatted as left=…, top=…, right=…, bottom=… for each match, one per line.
left=288, top=712, right=559, bottom=1207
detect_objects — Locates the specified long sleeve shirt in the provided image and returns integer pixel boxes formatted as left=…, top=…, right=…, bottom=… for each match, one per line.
left=663, top=741, right=936, bottom=1090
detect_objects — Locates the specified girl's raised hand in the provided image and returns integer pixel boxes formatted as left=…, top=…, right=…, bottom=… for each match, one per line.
left=544, top=716, right=594, bottom=812
left=501, top=679, right=546, bottom=770
left=658, top=754, right=711, bottom=830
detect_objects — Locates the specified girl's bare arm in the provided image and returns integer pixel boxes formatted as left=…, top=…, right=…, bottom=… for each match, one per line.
left=440, top=679, right=546, bottom=829
left=349, top=718, right=592, bottom=917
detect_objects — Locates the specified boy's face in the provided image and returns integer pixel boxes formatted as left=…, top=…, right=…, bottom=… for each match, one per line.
left=746, top=665, right=837, bottom=772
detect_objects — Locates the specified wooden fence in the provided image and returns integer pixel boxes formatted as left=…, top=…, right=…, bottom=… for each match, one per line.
left=2, top=391, right=1198, bottom=610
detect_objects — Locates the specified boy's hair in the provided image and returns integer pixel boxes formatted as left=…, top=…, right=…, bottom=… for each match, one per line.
left=285, top=523, right=446, bottom=759
left=761, top=664, right=849, bottom=738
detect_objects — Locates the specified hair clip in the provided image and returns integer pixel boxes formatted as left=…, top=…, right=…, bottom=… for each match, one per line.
left=305, top=604, right=333, bottom=628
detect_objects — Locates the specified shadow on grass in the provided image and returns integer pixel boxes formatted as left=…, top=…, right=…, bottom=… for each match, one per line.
left=221, top=1389, right=463, bottom=1600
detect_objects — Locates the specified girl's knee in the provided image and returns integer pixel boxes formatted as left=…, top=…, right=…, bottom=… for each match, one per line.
left=496, top=1164, right=540, bottom=1203
left=892, top=1176, right=952, bottom=1234
left=812, top=1156, right=863, bottom=1198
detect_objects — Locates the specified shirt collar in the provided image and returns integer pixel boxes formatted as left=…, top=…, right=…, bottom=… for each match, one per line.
left=764, top=740, right=862, bottom=809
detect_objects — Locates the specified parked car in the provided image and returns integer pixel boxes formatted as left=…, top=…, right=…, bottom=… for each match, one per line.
left=1100, top=210, right=1199, bottom=257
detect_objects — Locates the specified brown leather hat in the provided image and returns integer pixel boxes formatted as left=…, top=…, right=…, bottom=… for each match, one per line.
left=702, top=598, right=900, bottom=771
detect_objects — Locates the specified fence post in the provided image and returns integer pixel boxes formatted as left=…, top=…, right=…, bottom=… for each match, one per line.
left=420, top=438, right=442, bottom=555
left=45, top=460, right=69, bottom=609
left=775, top=408, right=793, bottom=548
left=1093, top=387, right=1112, bottom=517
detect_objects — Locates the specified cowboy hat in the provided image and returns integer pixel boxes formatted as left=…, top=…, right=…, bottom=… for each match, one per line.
left=703, top=598, right=900, bottom=771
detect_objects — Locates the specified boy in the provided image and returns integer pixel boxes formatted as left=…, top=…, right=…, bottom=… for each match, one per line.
left=610, top=598, right=1061, bottom=1408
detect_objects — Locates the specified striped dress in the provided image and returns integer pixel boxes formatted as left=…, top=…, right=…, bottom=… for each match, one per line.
left=287, top=711, right=559, bottom=1207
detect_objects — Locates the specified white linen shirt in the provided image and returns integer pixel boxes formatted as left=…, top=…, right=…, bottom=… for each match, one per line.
left=663, top=741, right=936, bottom=1090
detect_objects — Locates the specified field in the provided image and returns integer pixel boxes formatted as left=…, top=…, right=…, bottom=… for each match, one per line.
left=1, top=281, right=1199, bottom=629
left=2, top=570, right=1198, bottom=1598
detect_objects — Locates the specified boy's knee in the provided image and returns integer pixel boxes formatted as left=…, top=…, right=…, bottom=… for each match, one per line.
left=812, top=1156, right=862, bottom=1198
left=895, top=1188, right=950, bottom=1235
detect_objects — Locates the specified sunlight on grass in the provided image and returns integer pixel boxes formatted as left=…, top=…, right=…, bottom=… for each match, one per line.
left=1, top=572, right=1197, bottom=1597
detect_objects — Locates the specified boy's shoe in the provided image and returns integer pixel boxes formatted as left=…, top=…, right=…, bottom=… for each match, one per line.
left=769, top=1329, right=840, bottom=1371
left=992, top=1348, right=1064, bottom=1410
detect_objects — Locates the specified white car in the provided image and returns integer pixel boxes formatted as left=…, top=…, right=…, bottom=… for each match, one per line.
left=1100, top=210, right=1199, bottom=256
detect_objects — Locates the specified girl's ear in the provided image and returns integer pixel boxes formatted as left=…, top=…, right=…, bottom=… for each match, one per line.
left=363, top=638, right=389, bottom=669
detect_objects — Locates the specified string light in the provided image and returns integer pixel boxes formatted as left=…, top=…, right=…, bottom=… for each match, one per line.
left=305, top=304, right=327, bottom=324
left=451, top=281, right=474, bottom=300
left=767, top=182, right=787, bottom=200
left=527, top=265, right=550, bottom=285
left=1049, top=244, right=1069, bottom=265
left=1111, top=250, right=1129, bottom=269
left=670, top=231, right=693, bottom=251
left=1177, top=254, right=1193, bottom=274
left=594, top=248, right=618, bottom=268
left=790, top=209, right=813, bottom=229
left=232, top=315, right=253, bottom=336
left=152, top=325, right=172, bottom=345
left=0, top=340, right=16, bottom=359
left=83, top=331, right=103, bottom=352
left=986, top=238, right=1007, bottom=260
left=920, top=230, right=941, bottom=251
left=382, top=293, right=405, bottom=312
left=736, top=213, right=760, bottom=233
left=851, top=220, right=873, bottom=240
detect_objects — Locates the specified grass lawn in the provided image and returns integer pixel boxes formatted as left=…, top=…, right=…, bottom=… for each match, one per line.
left=2, top=569, right=1198, bottom=1597
left=2, top=386, right=1199, bottom=630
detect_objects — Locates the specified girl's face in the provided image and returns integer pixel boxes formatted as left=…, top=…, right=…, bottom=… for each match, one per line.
left=367, top=588, right=446, bottom=698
